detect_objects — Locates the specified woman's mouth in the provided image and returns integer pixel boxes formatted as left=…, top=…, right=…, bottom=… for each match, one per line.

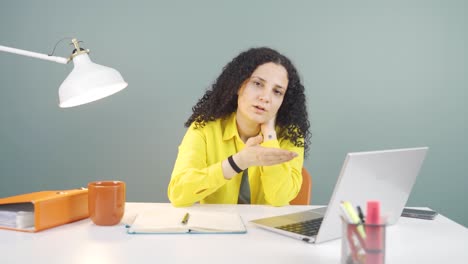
left=253, top=105, right=266, bottom=112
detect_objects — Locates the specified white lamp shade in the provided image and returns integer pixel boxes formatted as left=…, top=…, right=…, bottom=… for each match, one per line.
left=58, top=53, right=128, bottom=108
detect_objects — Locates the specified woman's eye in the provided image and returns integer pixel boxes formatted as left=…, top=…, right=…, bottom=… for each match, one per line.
left=253, top=81, right=262, bottom=86
left=274, top=90, right=283, bottom=96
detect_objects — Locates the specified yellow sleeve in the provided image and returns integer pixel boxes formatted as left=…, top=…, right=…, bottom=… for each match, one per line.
left=259, top=138, right=304, bottom=206
left=167, top=125, right=229, bottom=207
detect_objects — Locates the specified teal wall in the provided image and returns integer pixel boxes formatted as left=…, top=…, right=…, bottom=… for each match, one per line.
left=1, top=1, right=467, bottom=226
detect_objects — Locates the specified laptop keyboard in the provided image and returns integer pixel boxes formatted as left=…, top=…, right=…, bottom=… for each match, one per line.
left=276, top=217, right=323, bottom=237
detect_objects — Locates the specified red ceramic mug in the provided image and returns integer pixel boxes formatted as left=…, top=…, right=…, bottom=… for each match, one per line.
left=88, top=181, right=126, bottom=226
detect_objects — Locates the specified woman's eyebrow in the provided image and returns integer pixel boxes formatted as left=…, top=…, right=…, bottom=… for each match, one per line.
left=250, top=76, right=265, bottom=82
left=251, top=75, right=286, bottom=90
left=275, top=85, right=286, bottom=90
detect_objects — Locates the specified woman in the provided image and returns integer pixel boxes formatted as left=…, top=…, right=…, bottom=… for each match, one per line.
left=168, top=47, right=310, bottom=207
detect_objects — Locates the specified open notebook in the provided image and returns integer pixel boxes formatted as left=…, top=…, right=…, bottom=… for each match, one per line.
left=127, top=207, right=247, bottom=234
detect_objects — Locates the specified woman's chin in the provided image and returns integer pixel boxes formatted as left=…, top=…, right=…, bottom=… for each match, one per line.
left=248, top=113, right=268, bottom=123
left=248, top=117, right=267, bottom=125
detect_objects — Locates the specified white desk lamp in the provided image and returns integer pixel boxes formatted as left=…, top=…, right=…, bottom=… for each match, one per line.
left=0, top=38, right=128, bottom=108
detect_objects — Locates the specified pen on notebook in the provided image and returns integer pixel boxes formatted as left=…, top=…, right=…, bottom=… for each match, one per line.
left=181, top=212, right=190, bottom=225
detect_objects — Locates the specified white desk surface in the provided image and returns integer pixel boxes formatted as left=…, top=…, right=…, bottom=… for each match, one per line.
left=0, top=203, right=467, bottom=264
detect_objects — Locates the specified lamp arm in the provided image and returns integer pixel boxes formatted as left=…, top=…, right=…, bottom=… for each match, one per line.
left=0, top=45, right=69, bottom=64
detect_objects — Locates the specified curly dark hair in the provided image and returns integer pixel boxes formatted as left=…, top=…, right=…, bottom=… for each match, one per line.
left=185, top=47, right=311, bottom=154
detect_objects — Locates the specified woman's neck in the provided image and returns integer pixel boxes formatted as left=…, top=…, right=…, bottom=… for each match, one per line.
left=236, top=112, right=260, bottom=143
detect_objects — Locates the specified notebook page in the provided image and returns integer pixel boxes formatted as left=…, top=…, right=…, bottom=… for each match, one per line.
left=129, top=208, right=188, bottom=233
left=188, top=211, right=245, bottom=232
left=128, top=207, right=246, bottom=234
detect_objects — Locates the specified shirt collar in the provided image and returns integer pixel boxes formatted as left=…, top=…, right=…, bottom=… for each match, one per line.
left=223, top=112, right=240, bottom=141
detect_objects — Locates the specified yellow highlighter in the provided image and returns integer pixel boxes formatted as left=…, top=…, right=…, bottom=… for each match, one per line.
left=342, top=201, right=366, bottom=239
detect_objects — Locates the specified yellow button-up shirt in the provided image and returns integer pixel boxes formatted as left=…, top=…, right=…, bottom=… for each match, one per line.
left=168, top=112, right=304, bottom=207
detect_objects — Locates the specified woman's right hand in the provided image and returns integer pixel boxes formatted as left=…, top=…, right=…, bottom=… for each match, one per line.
left=233, top=134, right=298, bottom=169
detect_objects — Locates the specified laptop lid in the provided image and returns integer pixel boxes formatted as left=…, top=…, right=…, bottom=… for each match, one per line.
left=250, top=147, right=428, bottom=243
left=315, top=147, right=428, bottom=243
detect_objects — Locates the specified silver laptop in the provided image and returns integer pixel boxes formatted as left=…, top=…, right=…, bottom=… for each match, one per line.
left=250, top=147, right=428, bottom=243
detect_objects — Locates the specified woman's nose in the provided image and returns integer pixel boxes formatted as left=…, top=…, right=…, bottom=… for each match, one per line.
left=258, top=90, right=271, bottom=103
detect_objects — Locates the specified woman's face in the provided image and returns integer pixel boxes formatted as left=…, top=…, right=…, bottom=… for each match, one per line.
left=237, top=62, right=289, bottom=127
